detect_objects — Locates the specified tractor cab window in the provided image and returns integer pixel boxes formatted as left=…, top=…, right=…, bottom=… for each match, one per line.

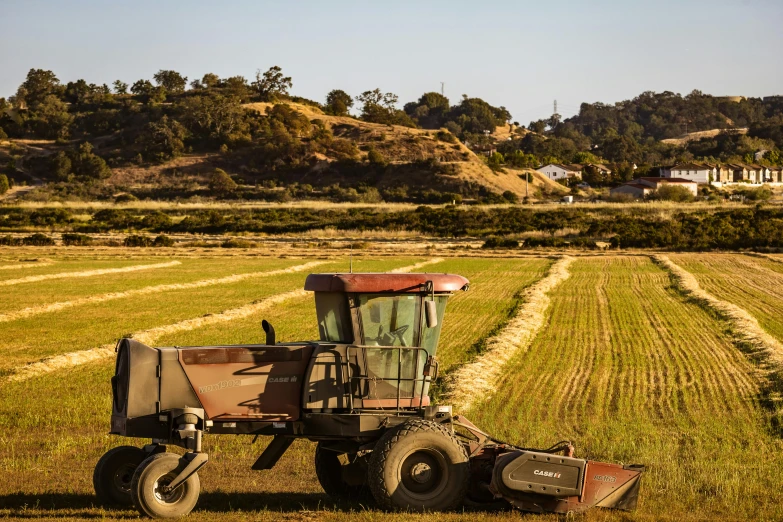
left=314, top=292, right=352, bottom=343
left=359, top=294, right=419, bottom=347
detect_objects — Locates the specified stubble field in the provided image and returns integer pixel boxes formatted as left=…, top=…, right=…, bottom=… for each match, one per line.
left=1, top=249, right=782, bottom=521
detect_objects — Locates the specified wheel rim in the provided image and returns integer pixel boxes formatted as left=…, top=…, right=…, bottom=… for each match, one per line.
left=398, top=449, right=448, bottom=499
left=112, top=463, right=136, bottom=493
left=153, top=473, right=185, bottom=505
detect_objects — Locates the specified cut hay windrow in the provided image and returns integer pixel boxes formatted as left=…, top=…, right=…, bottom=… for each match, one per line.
left=389, top=257, right=444, bottom=273
left=652, top=254, right=783, bottom=381
left=0, top=261, right=53, bottom=271
left=446, top=256, right=573, bottom=411
left=4, top=290, right=307, bottom=384
left=2, top=258, right=442, bottom=383
left=0, top=260, right=327, bottom=323
left=0, top=260, right=181, bottom=286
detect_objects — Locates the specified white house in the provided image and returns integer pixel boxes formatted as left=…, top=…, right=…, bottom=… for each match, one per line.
left=661, top=163, right=714, bottom=184
left=536, top=164, right=582, bottom=181
left=611, top=177, right=698, bottom=198
left=609, top=183, right=654, bottom=199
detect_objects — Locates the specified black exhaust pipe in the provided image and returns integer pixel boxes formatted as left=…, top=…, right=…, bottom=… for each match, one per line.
left=262, top=320, right=276, bottom=345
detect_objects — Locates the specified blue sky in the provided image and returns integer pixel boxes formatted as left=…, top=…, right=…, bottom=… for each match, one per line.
left=2, top=0, right=781, bottom=124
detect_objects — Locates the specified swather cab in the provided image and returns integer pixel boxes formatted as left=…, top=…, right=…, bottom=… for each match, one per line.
left=96, top=272, right=643, bottom=518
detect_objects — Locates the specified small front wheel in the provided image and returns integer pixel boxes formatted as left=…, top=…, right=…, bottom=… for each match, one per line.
left=93, top=446, right=146, bottom=506
left=131, top=453, right=200, bottom=518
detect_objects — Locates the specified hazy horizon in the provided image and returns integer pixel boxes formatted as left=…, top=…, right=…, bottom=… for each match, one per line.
left=2, top=0, right=781, bottom=124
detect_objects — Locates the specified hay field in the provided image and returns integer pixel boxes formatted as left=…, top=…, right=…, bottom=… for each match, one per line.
left=1, top=250, right=782, bottom=521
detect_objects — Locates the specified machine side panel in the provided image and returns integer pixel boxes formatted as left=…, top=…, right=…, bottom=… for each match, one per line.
left=159, top=347, right=202, bottom=411
left=179, top=345, right=313, bottom=421
left=125, top=340, right=160, bottom=418
left=582, top=461, right=643, bottom=510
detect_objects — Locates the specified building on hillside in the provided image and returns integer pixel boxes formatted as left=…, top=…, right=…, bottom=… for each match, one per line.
left=769, top=166, right=783, bottom=183
left=611, top=177, right=698, bottom=198
left=638, top=177, right=698, bottom=195
left=536, top=163, right=583, bottom=181
left=609, top=183, right=653, bottom=199
left=661, top=163, right=714, bottom=183
left=584, top=163, right=613, bottom=177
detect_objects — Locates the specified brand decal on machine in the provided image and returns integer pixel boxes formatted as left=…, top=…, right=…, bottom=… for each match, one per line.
left=199, top=379, right=241, bottom=393
left=594, top=474, right=617, bottom=483
left=269, top=376, right=298, bottom=383
left=534, top=470, right=561, bottom=479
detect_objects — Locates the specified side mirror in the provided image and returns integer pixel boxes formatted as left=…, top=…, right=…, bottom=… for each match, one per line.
left=425, top=300, right=438, bottom=328
left=262, top=320, right=276, bottom=345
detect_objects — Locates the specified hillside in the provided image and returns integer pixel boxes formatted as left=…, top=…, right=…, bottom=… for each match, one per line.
left=2, top=68, right=782, bottom=204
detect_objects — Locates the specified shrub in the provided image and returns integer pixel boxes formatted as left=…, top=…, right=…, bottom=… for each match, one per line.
left=741, top=186, right=772, bottom=202
left=22, top=233, right=55, bottom=246
left=142, top=211, right=173, bottom=231
left=153, top=234, right=175, bottom=247
left=482, top=237, right=519, bottom=249
left=209, top=168, right=237, bottom=193
left=502, top=190, right=519, bottom=203
left=0, top=174, right=8, bottom=195
left=651, top=185, right=694, bottom=202
left=0, top=235, right=21, bottom=246
left=124, top=235, right=153, bottom=247
left=436, top=130, right=457, bottom=143
left=114, top=193, right=138, bottom=203
left=221, top=238, right=255, bottom=248
left=367, top=147, right=388, bottom=167
left=346, top=241, right=370, bottom=249
left=62, top=233, right=94, bottom=246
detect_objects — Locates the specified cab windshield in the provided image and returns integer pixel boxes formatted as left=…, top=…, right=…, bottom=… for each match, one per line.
left=359, top=294, right=419, bottom=347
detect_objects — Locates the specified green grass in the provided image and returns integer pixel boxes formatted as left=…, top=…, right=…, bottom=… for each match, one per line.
left=672, top=253, right=783, bottom=342
left=468, top=257, right=783, bottom=520
left=2, top=252, right=782, bottom=521
left=0, top=256, right=305, bottom=313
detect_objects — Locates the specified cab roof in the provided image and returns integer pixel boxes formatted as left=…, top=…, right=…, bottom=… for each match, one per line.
left=304, top=273, right=469, bottom=294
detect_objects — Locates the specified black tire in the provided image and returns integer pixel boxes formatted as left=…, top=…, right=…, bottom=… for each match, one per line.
left=93, top=446, right=147, bottom=506
left=131, top=453, right=200, bottom=518
left=368, top=419, right=470, bottom=512
left=315, top=443, right=370, bottom=501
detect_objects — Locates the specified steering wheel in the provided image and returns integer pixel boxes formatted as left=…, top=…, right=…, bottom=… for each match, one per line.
left=367, top=324, right=410, bottom=346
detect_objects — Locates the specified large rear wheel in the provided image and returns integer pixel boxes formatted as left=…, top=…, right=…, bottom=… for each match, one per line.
left=93, top=446, right=146, bottom=506
left=131, top=453, right=200, bottom=518
left=367, top=419, right=469, bottom=511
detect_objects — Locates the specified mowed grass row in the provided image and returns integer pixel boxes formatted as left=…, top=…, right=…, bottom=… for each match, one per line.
left=468, top=256, right=783, bottom=520
left=0, top=257, right=171, bottom=284
left=672, top=253, right=783, bottom=343
left=0, top=257, right=404, bottom=373
left=0, top=256, right=305, bottom=313
left=0, top=255, right=551, bottom=521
